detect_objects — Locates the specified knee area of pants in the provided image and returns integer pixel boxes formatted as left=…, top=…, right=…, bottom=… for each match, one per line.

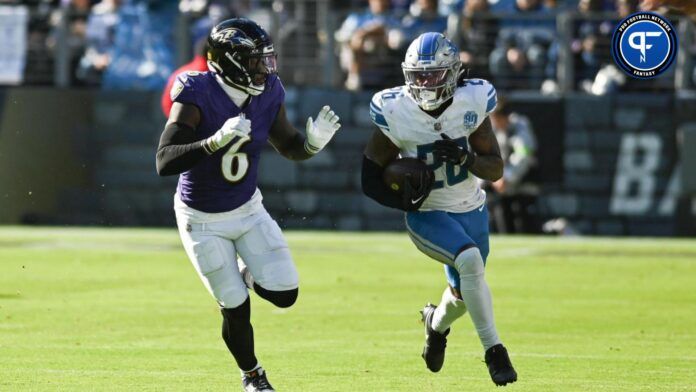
left=274, top=292, right=298, bottom=308
left=219, top=292, right=250, bottom=312
left=258, top=286, right=298, bottom=308
left=454, top=247, right=484, bottom=277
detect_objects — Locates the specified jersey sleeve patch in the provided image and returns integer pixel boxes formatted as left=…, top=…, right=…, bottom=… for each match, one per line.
left=171, top=73, right=198, bottom=106
left=170, top=78, right=185, bottom=101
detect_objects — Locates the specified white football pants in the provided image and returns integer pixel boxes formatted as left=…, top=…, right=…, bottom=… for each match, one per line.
left=174, top=191, right=298, bottom=309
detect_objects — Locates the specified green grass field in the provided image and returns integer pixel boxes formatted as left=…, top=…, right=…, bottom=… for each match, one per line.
left=0, top=227, right=695, bottom=391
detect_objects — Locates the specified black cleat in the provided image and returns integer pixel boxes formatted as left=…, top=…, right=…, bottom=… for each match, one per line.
left=420, top=303, right=449, bottom=372
left=485, top=344, right=518, bottom=386
left=242, top=367, right=275, bottom=392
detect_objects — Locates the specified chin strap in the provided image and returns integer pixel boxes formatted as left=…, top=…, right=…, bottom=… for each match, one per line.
left=418, top=96, right=446, bottom=111
left=245, top=83, right=265, bottom=96
left=209, top=60, right=265, bottom=96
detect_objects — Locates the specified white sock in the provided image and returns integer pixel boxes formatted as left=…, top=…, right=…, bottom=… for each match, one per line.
left=454, top=247, right=501, bottom=350
left=431, top=287, right=467, bottom=333
left=241, top=363, right=261, bottom=375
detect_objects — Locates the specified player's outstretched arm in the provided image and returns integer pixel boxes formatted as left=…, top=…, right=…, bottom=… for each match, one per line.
left=268, top=104, right=312, bottom=161
left=467, top=117, right=504, bottom=181
left=362, top=128, right=418, bottom=211
left=269, top=104, right=340, bottom=160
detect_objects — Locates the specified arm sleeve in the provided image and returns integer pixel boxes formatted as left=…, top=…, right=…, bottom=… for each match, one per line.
left=361, top=155, right=405, bottom=211
left=155, top=122, right=209, bottom=176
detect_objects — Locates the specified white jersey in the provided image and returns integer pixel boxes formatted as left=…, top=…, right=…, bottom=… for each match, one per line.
left=370, top=79, right=497, bottom=213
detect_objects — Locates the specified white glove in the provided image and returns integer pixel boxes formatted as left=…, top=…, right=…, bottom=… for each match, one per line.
left=204, top=114, right=252, bottom=154
left=305, top=105, right=341, bottom=154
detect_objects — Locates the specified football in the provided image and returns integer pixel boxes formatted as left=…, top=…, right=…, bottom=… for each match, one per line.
left=383, top=157, right=431, bottom=193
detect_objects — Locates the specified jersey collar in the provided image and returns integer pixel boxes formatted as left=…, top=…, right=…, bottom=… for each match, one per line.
left=214, top=72, right=250, bottom=108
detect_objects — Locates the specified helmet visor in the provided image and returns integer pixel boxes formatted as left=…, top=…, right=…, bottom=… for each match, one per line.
left=248, top=54, right=277, bottom=85
left=404, top=68, right=448, bottom=88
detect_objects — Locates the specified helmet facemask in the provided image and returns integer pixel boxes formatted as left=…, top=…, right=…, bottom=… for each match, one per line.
left=402, top=63, right=460, bottom=111
left=401, top=32, right=462, bottom=111
left=207, top=19, right=277, bottom=96
left=211, top=44, right=277, bottom=96
left=244, top=48, right=277, bottom=95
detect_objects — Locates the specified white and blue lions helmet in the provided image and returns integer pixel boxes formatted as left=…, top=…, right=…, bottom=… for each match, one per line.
left=402, top=32, right=462, bottom=111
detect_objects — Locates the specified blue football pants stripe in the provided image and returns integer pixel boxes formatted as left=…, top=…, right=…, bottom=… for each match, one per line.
left=405, top=217, right=455, bottom=262
left=407, top=229, right=453, bottom=265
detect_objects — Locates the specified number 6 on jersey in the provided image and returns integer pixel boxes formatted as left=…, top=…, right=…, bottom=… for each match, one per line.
left=221, top=135, right=252, bottom=183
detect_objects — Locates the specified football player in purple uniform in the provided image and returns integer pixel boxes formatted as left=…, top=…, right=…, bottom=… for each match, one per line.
left=155, top=19, right=340, bottom=392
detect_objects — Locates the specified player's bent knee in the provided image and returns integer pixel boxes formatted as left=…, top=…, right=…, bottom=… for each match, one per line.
left=251, top=251, right=299, bottom=292
left=254, top=285, right=298, bottom=308
left=271, top=288, right=298, bottom=308
left=454, top=247, right=485, bottom=291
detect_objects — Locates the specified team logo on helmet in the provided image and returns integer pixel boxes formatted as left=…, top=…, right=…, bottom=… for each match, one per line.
left=211, top=28, right=256, bottom=49
left=207, top=19, right=276, bottom=96
left=611, top=12, right=677, bottom=79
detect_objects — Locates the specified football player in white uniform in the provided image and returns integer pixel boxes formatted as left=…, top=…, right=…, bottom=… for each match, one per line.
left=361, top=32, right=517, bottom=386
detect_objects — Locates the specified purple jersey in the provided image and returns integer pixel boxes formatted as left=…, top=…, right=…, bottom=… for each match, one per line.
left=171, top=71, right=285, bottom=213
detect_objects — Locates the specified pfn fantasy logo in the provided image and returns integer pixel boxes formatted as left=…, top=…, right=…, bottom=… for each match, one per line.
left=611, top=12, right=678, bottom=79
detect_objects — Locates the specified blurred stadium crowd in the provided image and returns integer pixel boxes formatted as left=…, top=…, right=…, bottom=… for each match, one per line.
left=1, top=0, right=694, bottom=235
left=1, top=0, right=695, bottom=92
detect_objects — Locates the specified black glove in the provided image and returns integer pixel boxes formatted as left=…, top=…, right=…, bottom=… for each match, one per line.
left=433, top=133, right=475, bottom=169
left=402, top=170, right=434, bottom=211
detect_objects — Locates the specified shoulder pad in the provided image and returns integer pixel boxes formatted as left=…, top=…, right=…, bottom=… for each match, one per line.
left=459, top=78, right=496, bottom=115
left=370, top=87, right=407, bottom=148
left=370, top=89, right=395, bottom=131
left=171, top=71, right=206, bottom=105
